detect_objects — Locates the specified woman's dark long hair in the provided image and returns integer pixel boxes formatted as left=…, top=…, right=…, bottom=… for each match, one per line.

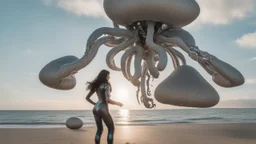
left=86, top=69, right=112, bottom=92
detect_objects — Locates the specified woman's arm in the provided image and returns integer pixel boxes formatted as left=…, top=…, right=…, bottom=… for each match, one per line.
left=108, top=99, right=123, bottom=107
left=104, top=84, right=123, bottom=107
left=86, top=89, right=96, bottom=105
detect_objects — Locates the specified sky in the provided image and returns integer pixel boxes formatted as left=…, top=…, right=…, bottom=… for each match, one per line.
left=0, top=0, right=256, bottom=110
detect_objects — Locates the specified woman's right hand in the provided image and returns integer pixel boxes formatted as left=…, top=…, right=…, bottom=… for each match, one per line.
left=117, top=102, right=123, bottom=107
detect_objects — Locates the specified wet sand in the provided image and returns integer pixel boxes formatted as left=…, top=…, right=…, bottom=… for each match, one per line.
left=1, top=123, right=256, bottom=144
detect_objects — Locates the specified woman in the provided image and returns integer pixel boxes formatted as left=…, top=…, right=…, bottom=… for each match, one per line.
left=86, top=69, right=123, bottom=144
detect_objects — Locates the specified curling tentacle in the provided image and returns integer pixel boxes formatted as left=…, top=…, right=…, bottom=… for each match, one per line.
left=126, top=52, right=133, bottom=80
left=131, top=45, right=144, bottom=86
left=121, top=46, right=137, bottom=80
left=189, top=47, right=245, bottom=87
left=164, top=46, right=180, bottom=69
left=106, top=35, right=137, bottom=71
left=146, top=21, right=168, bottom=71
left=146, top=48, right=160, bottom=78
left=104, top=38, right=125, bottom=47
left=39, top=36, right=114, bottom=90
left=87, top=27, right=133, bottom=48
left=140, top=62, right=156, bottom=109
left=155, top=35, right=191, bottom=54
left=171, top=47, right=187, bottom=65
left=104, top=22, right=126, bottom=47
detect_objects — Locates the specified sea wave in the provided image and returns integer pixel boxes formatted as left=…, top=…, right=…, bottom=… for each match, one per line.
left=0, top=122, right=94, bottom=125
left=1, top=109, right=256, bottom=127
left=127, top=119, right=167, bottom=123
left=187, top=117, right=224, bottom=121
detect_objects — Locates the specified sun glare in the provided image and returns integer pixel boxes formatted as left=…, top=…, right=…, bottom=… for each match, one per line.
left=119, top=109, right=129, bottom=118
left=118, top=109, right=130, bottom=124
left=114, top=87, right=130, bottom=102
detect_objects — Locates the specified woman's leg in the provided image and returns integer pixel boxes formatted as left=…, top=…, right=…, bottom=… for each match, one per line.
left=101, top=111, right=115, bottom=144
left=93, top=113, right=103, bottom=144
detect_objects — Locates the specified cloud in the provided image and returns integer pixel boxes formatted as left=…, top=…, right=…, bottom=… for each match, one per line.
left=189, top=0, right=255, bottom=27
left=245, top=78, right=256, bottom=84
left=235, top=32, right=256, bottom=49
left=249, top=57, right=256, bottom=61
left=26, top=48, right=32, bottom=54
left=0, top=100, right=87, bottom=110
left=42, top=0, right=108, bottom=18
left=43, top=0, right=256, bottom=28
left=42, top=0, right=52, bottom=5
left=216, top=99, right=256, bottom=108
left=29, top=72, right=37, bottom=76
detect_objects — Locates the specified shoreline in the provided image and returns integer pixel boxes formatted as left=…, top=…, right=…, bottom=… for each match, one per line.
left=1, top=122, right=256, bottom=128
left=1, top=108, right=256, bottom=111
left=2, top=122, right=256, bottom=128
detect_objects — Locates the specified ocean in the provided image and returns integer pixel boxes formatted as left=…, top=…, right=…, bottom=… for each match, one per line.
left=0, top=109, right=255, bottom=128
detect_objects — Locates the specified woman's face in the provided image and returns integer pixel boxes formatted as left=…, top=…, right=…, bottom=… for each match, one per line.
left=106, top=74, right=110, bottom=81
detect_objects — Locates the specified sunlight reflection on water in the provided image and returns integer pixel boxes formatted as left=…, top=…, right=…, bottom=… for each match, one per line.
left=117, top=109, right=130, bottom=125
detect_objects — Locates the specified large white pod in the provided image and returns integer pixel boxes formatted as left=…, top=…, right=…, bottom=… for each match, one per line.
left=154, top=65, right=219, bottom=108
left=66, top=117, right=83, bottom=129
left=104, top=0, right=200, bottom=28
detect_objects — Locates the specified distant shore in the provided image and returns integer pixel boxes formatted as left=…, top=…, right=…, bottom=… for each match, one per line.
left=1, top=123, right=256, bottom=144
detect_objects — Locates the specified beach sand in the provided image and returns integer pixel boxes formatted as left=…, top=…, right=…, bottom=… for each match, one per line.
left=1, top=123, right=256, bottom=144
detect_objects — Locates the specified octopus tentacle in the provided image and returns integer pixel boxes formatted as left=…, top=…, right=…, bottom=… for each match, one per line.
left=126, top=52, right=133, bottom=79
left=198, top=60, right=215, bottom=75
left=146, top=71, right=152, bottom=96
left=86, top=27, right=133, bottom=48
left=131, top=45, right=144, bottom=86
left=207, top=55, right=244, bottom=87
left=140, top=62, right=147, bottom=102
left=136, top=85, right=141, bottom=105
left=199, top=61, right=234, bottom=87
left=140, top=62, right=156, bottom=109
left=146, top=21, right=168, bottom=71
left=155, top=36, right=187, bottom=65
left=160, top=28, right=196, bottom=47
left=164, top=46, right=180, bottom=69
left=155, top=35, right=191, bottom=54
left=189, top=47, right=245, bottom=87
left=171, top=47, right=187, bottom=65
left=106, top=36, right=137, bottom=71
left=60, top=36, right=114, bottom=76
left=39, top=36, right=114, bottom=90
left=121, top=46, right=137, bottom=80
left=104, top=22, right=126, bottom=47
left=104, top=38, right=125, bottom=47
left=146, top=48, right=160, bottom=78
